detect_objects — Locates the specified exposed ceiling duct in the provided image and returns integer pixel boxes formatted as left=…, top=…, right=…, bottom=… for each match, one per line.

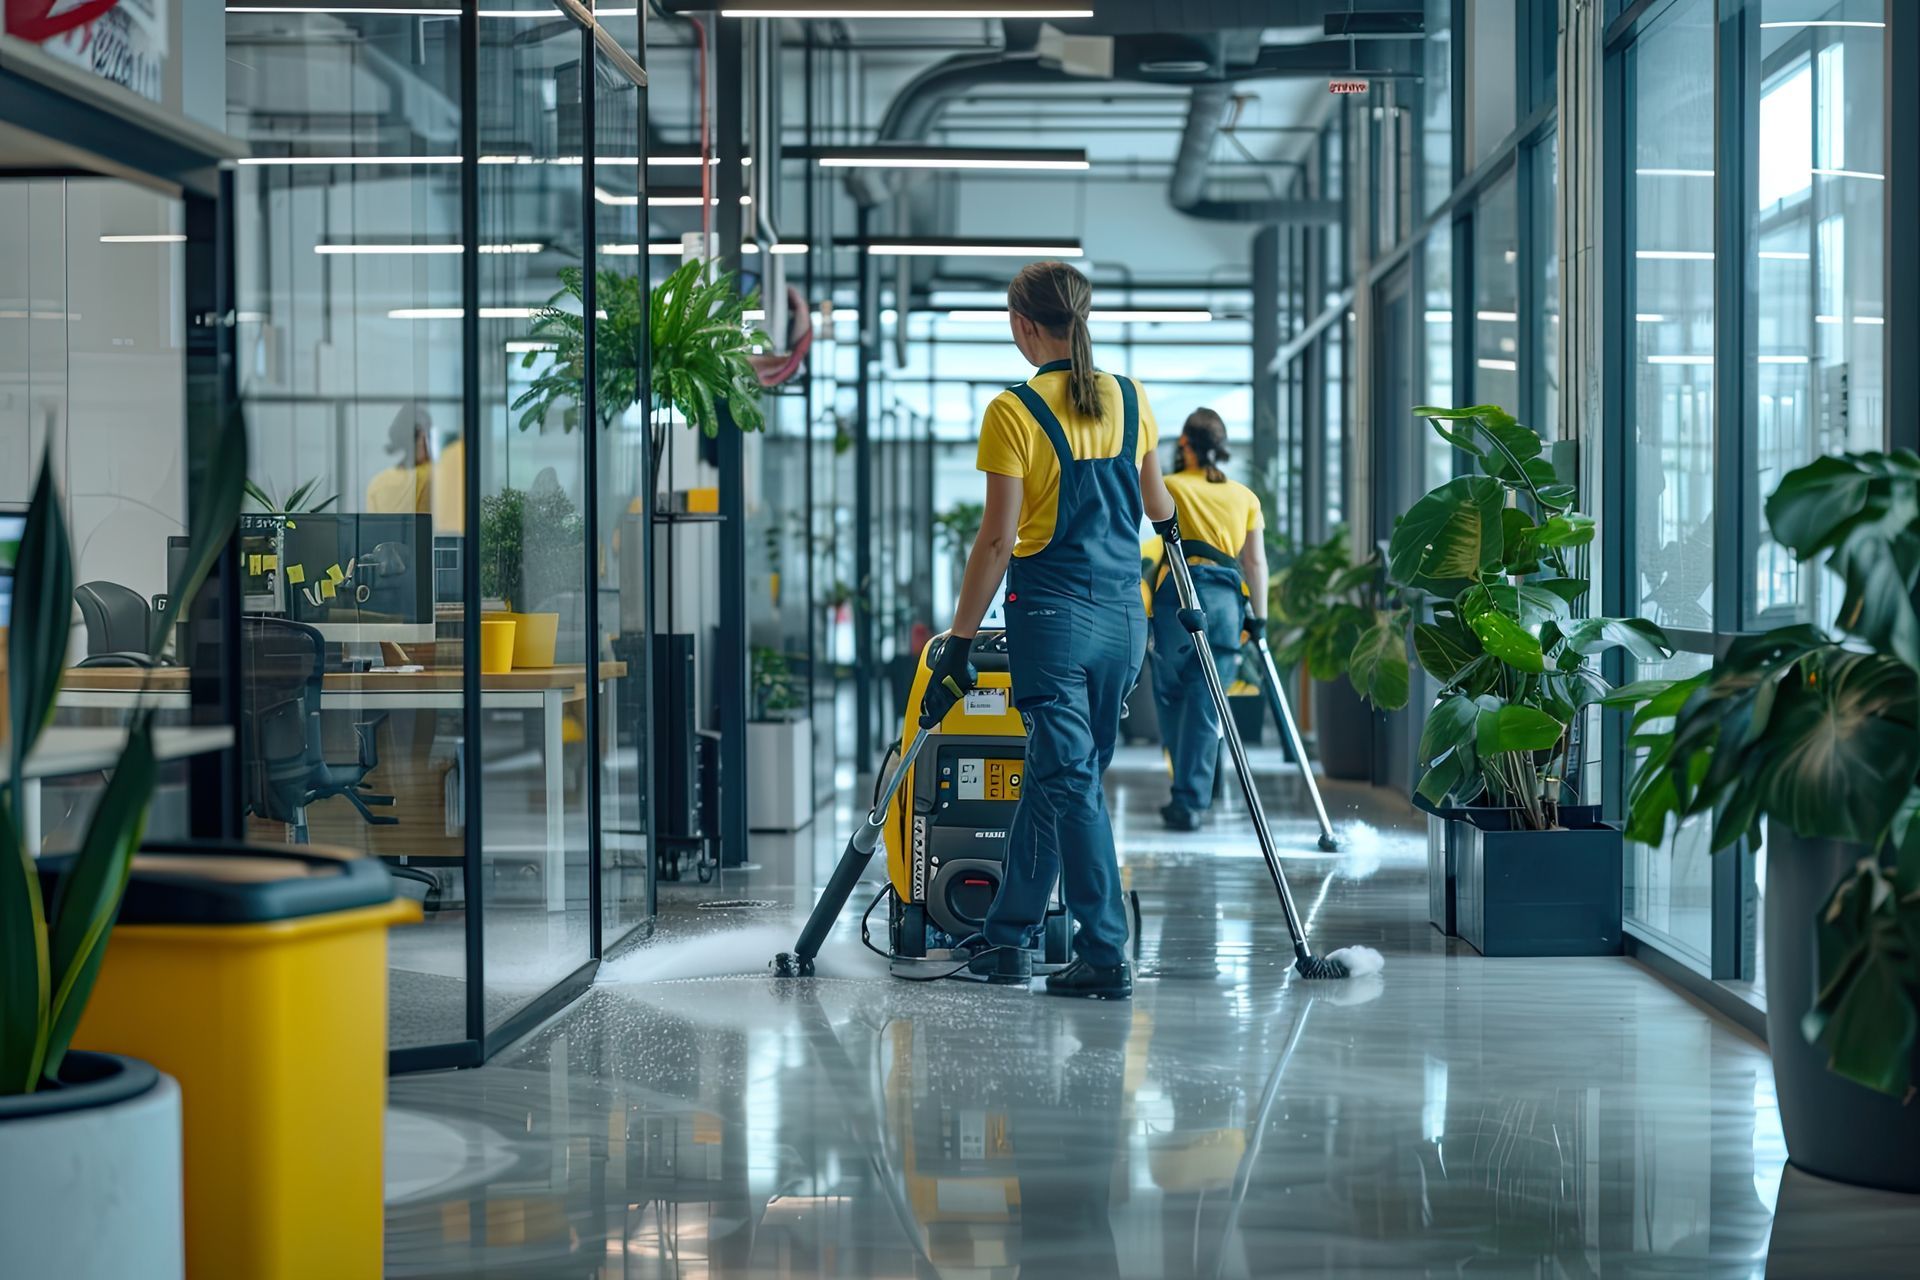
left=847, top=2, right=1416, bottom=223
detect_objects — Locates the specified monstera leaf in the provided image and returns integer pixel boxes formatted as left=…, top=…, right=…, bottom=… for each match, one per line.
left=1386, top=475, right=1505, bottom=590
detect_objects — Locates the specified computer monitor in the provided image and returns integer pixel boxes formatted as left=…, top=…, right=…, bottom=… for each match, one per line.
left=178, top=513, right=435, bottom=644
left=0, top=509, right=24, bottom=629
left=279, top=513, right=434, bottom=644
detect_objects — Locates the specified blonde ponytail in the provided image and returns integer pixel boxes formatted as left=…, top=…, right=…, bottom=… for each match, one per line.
left=1007, top=260, right=1104, bottom=422
left=1066, top=312, right=1101, bottom=421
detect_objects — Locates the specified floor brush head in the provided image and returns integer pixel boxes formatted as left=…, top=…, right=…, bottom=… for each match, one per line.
left=1294, top=945, right=1385, bottom=980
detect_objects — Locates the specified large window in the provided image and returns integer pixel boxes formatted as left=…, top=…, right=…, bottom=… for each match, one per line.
left=1747, top=3, right=1886, bottom=627
left=1473, top=171, right=1522, bottom=412
left=1628, top=0, right=1717, bottom=635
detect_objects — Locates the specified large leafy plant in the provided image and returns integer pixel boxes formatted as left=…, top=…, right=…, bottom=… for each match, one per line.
left=1265, top=525, right=1409, bottom=711
left=1611, top=451, right=1920, bottom=1095
left=512, top=259, right=769, bottom=438
left=1384, top=405, right=1671, bottom=830
left=2, top=413, right=244, bottom=1094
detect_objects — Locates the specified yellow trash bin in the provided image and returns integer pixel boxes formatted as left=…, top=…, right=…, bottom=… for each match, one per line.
left=59, top=843, right=419, bottom=1280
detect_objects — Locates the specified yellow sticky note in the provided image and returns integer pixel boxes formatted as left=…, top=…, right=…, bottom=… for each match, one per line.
left=320, top=578, right=337, bottom=599
left=262, top=554, right=278, bottom=570
left=286, top=564, right=306, bottom=585
left=327, top=563, right=345, bottom=584
left=248, top=554, right=263, bottom=576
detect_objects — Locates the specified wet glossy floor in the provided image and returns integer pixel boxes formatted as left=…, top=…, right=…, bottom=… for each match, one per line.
left=384, top=753, right=1911, bottom=1277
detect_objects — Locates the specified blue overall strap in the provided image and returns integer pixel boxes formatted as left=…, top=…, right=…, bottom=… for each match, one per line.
left=1007, top=381, right=1075, bottom=471
left=1117, top=375, right=1140, bottom=462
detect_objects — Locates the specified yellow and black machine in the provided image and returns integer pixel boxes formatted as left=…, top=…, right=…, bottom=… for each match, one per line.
left=774, top=628, right=1076, bottom=978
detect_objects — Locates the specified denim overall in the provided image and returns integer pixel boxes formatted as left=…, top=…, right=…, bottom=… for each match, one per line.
left=978, top=361, right=1146, bottom=969
left=1149, top=541, right=1247, bottom=814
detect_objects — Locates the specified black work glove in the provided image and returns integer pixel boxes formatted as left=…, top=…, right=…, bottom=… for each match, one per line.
left=1151, top=514, right=1180, bottom=540
left=919, top=633, right=976, bottom=728
left=1242, top=613, right=1265, bottom=645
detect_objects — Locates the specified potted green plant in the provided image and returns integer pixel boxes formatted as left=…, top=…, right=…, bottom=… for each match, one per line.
left=0, top=420, right=242, bottom=1278
left=746, top=645, right=811, bottom=831
left=479, top=486, right=584, bottom=666
left=511, top=259, right=769, bottom=487
left=1376, top=405, right=1671, bottom=956
left=1610, top=450, right=1920, bottom=1193
left=1265, top=525, right=1409, bottom=779
left=242, top=476, right=337, bottom=513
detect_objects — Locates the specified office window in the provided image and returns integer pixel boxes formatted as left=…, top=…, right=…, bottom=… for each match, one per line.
left=1625, top=650, right=1717, bottom=962
left=1423, top=0, right=1455, bottom=213
left=1466, top=0, right=1519, bottom=170
left=1748, top=2, right=1886, bottom=627
left=1324, top=113, right=1347, bottom=300
left=1421, top=221, right=1455, bottom=493
left=1628, top=0, right=1717, bottom=633
left=1539, top=131, right=1561, bottom=434
left=1323, top=324, right=1345, bottom=530
left=1473, top=171, right=1521, bottom=414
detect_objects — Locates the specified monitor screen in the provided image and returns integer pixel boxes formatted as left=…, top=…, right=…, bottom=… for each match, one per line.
left=0, top=511, right=23, bottom=629
left=279, top=513, right=434, bottom=642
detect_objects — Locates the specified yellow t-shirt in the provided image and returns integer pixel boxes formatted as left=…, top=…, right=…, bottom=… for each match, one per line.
left=975, top=368, right=1160, bottom=558
left=366, top=463, right=430, bottom=514
left=1165, top=469, right=1264, bottom=560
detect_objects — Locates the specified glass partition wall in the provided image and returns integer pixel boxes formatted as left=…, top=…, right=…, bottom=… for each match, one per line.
left=225, top=4, right=651, bottom=1070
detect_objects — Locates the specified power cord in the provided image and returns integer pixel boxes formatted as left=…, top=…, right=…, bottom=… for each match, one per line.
left=859, top=884, right=1029, bottom=983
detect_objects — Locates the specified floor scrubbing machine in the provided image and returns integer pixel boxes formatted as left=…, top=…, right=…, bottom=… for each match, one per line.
left=774, top=629, right=1073, bottom=978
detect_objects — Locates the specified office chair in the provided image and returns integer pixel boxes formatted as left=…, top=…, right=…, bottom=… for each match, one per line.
left=240, top=617, right=444, bottom=905
left=74, top=581, right=158, bottom=667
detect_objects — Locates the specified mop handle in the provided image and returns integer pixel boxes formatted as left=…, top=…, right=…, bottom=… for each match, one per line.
left=1161, top=530, right=1315, bottom=959
left=1251, top=633, right=1338, bottom=842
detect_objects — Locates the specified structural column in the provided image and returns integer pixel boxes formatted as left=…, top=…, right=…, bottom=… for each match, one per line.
left=713, top=13, right=749, bottom=866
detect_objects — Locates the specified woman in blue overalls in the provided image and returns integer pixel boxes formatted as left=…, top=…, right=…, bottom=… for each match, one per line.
left=919, top=261, right=1177, bottom=1000
left=1150, top=410, right=1270, bottom=831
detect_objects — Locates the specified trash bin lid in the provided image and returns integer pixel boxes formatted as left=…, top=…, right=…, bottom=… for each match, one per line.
left=37, top=841, right=397, bottom=925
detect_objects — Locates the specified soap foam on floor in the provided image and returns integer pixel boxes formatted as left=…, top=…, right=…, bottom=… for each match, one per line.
left=595, top=919, right=888, bottom=985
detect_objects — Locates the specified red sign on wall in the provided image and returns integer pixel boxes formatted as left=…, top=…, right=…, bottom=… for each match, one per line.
left=5, top=0, right=125, bottom=42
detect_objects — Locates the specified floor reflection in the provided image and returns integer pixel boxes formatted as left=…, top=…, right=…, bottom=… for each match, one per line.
left=382, top=760, right=1876, bottom=1277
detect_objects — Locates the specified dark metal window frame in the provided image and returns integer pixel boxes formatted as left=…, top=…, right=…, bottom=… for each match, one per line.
left=1601, top=0, right=1917, bottom=1015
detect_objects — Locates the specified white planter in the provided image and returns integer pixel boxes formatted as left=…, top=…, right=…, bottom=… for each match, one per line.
left=748, top=715, right=815, bottom=831
left=0, top=1052, right=184, bottom=1279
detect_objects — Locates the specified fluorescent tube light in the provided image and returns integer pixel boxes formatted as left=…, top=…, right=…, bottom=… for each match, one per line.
left=1635, top=314, right=1668, bottom=323
left=1636, top=250, right=1714, bottom=261
left=1811, top=167, right=1884, bottom=181
left=811, top=146, right=1088, bottom=172
left=865, top=238, right=1081, bottom=259
left=237, top=155, right=459, bottom=166
left=720, top=5, right=1093, bottom=17
left=1423, top=310, right=1452, bottom=324
left=1759, top=355, right=1810, bottom=364
left=1474, top=310, right=1517, bottom=323
left=947, top=309, right=1214, bottom=323
left=1475, top=358, right=1518, bottom=372
left=1646, top=354, right=1714, bottom=365
left=227, top=6, right=460, bottom=13
left=99, top=233, right=187, bottom=244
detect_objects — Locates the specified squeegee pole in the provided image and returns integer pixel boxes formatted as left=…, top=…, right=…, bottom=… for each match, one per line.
left=1251, top=634, right=1339, bottom=848
left=1163, top=541, right=1315, bottom=963
left=786, top=726, right=932, bottom=968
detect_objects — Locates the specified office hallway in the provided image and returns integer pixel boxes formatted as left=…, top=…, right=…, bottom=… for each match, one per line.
left=381, top=756, right=1908, bottom=1278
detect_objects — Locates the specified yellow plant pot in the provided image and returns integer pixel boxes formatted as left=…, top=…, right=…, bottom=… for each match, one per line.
left=501, top=611, right=559, bottom=668
left=480, top=618, right=517, bottom=674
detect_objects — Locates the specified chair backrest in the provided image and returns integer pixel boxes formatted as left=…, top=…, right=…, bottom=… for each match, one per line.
left=240, top=615, right=326, bottom=824
left=74, top=581, right=152, bottom=656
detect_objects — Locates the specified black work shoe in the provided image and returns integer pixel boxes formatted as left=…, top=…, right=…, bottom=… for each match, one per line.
left=1160, top=803, right=1202, bottom=832
left=1043, top=957, right=1132, bottom=1000
left=955, top=935, right=1033, bottom=984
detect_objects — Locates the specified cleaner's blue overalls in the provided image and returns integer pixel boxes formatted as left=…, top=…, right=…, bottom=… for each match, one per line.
left=1149, top=540, right=1247, bottom=815
left=978, top=361, right=1146, bottom=970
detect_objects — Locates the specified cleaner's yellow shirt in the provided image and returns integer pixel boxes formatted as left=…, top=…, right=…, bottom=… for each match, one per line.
left=975, top=368, right=1159, bottom=557
left=1165, top=469, right=1264, bottom=559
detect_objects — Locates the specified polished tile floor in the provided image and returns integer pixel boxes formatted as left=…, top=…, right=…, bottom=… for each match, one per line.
left=385, top=749, right=1909, bottom=1277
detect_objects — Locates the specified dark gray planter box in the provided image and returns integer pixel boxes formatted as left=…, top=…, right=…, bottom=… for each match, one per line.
left=1426, top=812, right=1455, bottom=934
left=1455, top=808, right=1622, bottom=957
left=1312, top=675, right=1373, bottom=781
left=1765, top=828, right=1920, bottom=1194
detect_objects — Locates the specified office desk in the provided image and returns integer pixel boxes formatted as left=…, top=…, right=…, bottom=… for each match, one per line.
left=60, top=664, right=625, bottom=906
left=1, top=725, right=235, bottom=854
